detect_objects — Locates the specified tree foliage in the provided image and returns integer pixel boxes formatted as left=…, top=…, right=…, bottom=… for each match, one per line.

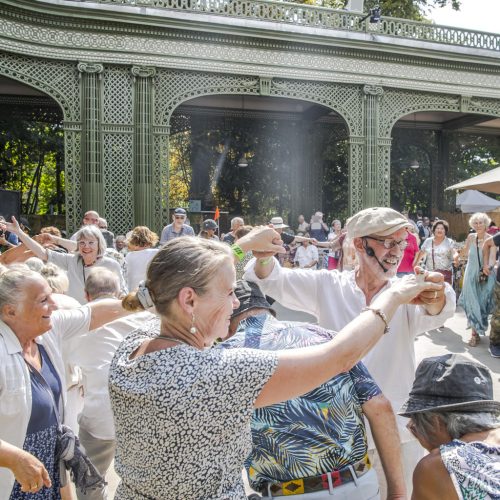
left=287, top=0, right=460, bottom=21
left=0, top=106, right=64, bottom=215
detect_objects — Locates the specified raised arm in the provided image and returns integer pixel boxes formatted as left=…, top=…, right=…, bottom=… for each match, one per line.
left=0, top=217, right=48, bottom=261
left=87, top=298, right=132, bottom=330
left=255, top=275, right=442, bottom=408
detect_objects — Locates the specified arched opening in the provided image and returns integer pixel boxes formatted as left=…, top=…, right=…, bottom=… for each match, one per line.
left=0, top=75, right=64, bottom=226
left=391, top=111, right=500, bottom=219
left=169, top=94, right=350, bottom=230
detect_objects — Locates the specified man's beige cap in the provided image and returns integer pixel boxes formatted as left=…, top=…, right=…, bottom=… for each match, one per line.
left=346, top=207, right=412, bottom=238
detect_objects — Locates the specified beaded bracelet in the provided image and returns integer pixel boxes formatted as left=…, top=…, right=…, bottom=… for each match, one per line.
left=362, top=307, right=390, bottom=335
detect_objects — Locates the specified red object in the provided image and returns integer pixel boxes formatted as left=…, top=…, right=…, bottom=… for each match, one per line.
left=398, top=232, right=419, bottom=273
left=214, top=207, right=220, bottom=221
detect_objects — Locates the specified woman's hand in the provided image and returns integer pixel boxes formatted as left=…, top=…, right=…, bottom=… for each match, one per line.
left=0, top=440, right=52, bottom=493
left=13, top=450, right=52, bottom=493
left=0, top=216, right=21, bottom=236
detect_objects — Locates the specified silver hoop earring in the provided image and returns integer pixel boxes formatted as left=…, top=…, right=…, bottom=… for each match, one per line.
left=190, top=313, right=197, bottom=335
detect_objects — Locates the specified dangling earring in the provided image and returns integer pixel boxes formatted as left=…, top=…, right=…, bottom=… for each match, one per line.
left=190, top=313, right=197, bottom=335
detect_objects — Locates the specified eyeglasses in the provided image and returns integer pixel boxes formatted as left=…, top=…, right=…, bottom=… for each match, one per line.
left=364, top=236, right=408, bottom=250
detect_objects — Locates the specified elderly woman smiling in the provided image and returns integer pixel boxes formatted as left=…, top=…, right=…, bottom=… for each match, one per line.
left=1, top=217, right=126, bottom=304
left=0, top=267, right=130, bottom=498
left=109, top=230, right=441, bottom=499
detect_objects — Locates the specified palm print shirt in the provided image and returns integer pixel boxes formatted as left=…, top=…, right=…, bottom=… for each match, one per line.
left=219, top=314, right=381, bottom=490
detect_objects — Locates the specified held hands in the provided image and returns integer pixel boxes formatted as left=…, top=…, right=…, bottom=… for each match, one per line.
left=237, top=225, right=285, bottom=257
left=391, top=269, right=444, bottom=306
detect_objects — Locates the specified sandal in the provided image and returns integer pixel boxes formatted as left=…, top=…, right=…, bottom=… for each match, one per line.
left=468, top=332, right=481, bottom=347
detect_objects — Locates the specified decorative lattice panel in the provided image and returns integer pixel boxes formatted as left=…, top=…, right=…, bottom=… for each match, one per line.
left=0, top=52, right=80, bottom=121
left=103, top=66, right=134, bottom=125
left=348, top=138, right=364, bottom=214
left=64, top=129, right=82, bottom=234
left=379, top=89, right=461, bottom=138
left=103, top=134, right=134, bottom=233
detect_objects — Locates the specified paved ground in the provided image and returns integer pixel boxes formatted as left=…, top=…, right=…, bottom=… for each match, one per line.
left=102, top=302, right=499, bottom=498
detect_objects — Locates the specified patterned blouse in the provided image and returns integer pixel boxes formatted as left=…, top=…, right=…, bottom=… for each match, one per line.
left=219, top=314, right=380, bottom=491
left=440, top=439, right=500, bottom=499
left=109, top=322, right=278, bottom=499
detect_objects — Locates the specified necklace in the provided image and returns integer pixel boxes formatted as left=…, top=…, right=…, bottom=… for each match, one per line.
left=156, top=335, right=191, bottom=347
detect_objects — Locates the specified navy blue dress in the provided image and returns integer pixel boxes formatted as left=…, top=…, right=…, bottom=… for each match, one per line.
left=10, top=345, right=62, bottom=499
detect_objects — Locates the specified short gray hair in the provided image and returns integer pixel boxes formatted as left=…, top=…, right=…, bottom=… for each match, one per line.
left=84, top=268, right=120, bottom=300
left=469, top=212, right=491, bottom=229
left=74, top=225, right=107, bottom=259
left=412, top=411, right=500, bottom=441
left=231, top=217, right=244, bottom=229
left=40, top=263, right=69, bottom=294
left=24, top=257, right=45, bottom=273
left=0, top=268, right=45, bottom=314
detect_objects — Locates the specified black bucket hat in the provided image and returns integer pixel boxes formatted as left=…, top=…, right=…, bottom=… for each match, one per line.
left=399, top=354, right=500, bottom=417
left=231, top=280, right=275, bottom=319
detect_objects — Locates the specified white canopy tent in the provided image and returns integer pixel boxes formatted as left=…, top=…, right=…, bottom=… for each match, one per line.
left=446, top=166, right=500, bottom=195
left=455, top=190, right=500, bottom=213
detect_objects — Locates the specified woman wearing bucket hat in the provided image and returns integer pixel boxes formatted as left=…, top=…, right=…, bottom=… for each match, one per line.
left=399, top=354, right=500, bottom=499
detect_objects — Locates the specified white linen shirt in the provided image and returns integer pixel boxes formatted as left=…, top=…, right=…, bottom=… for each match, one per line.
left=294, top=245, right=319, bottom=268
left=76, top=311, right=155, bottom=440
left=244, top=260, right=456, bottom=442
left=0, top=307, right=91, bottom=495
left=124, top=249, right=158, bottom=292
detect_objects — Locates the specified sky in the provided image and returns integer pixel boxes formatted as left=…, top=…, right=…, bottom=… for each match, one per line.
left=428, top=0, right=500, bottom=34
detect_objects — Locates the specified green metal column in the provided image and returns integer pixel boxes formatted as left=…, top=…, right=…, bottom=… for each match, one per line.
left=132, top=66, right=156, bottom=227
left=363, top=85, right=385, bottom=208
left=78, top=62, right=104, bottom=215
left=348, top=135, right=365, bottom=215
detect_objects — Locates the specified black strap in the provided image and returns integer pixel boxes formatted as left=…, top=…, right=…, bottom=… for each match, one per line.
left=476, top=235, right=482, bottom=267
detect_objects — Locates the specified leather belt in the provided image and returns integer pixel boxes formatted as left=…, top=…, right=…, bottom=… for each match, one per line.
left=259, top=455, right=371, bottom=497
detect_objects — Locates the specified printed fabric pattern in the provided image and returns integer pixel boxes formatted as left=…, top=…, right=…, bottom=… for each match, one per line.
left=220, top=314, right=381, bottom=491
left=109, top=321, right=277, bottom=499
left=440, top=439, right=500, bottom=500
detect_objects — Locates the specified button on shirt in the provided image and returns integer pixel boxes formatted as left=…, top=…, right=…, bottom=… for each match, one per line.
left=244, top=262, right=456, bottom=443
left=219, top=314, right=380, bottom=490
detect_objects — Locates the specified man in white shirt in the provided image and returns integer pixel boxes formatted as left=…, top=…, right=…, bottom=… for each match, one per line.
left=293, top=237, right=318, bottom=269
left=76, top=269, right=155, bottom=500
left=244, top=207, right=456, bottom=496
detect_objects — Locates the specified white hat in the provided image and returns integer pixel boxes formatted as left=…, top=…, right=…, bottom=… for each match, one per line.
left=346, top=207, right=412, bottom=238
left=314, top=211, right=324, bottom=217
left=269, top=216, right=289, bottom=229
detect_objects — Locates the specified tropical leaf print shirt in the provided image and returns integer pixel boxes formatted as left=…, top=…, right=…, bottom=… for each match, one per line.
left=219, top=314, right=381, bottom=490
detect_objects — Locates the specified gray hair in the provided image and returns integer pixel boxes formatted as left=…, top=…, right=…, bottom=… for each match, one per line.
left=40, top=263, right=69, bottom=294
left=231, top=217, right=244, bottom=229
left=84, top=268, right=120, bottom=300
left=24, top=257, right=45, bottom=273
left=0, top=268, right=46, bottom=313
left=74, top=225, right=107, bottom=259
left=469, top=212, right=491, bottom=229
left=412, top=411, right=500, bottom=441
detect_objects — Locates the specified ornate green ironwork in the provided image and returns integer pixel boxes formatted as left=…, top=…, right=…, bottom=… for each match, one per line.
left=68, top=0, right=500, bottom=52
left=1, top=0, right=500, bottom=233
